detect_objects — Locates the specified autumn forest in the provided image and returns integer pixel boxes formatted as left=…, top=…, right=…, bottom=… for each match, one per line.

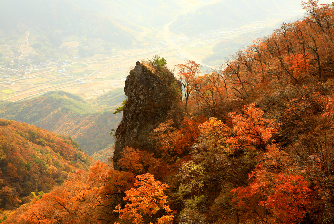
left=1, top=0, right=334, bottom=223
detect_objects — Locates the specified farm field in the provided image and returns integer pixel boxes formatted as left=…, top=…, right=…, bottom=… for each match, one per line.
left=0, top=50, right=149, bottom=101
left=0, top=15, right=284, bottom=102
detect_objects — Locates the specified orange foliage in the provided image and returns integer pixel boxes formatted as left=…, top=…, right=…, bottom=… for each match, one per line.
left=118, top=147, right=145, bottom=175
left=118, top=146, right=171, bottom=180
left=102, top=169, right=135, bottom=196
left=6, top=163, right=19, bottom=181
left=114, top=173, right=174, bottom=224
left=0, top=186, right=22, bottom=210
left=177, top=60, right=201, bottom=113
left=231, top=145, right=311, bottom=223
left=152, top=117, right=204, bottom=162
left=228, top=103, right=279, bottom=151
left=0, top=119, right=92, bottom=210
left=17, top=161, right=108, bottom=223
left=285, top=53, right=311, bottom=77
left=172, top=118, right=203, bottom=155
left=198, top=117, right=230, bottom=152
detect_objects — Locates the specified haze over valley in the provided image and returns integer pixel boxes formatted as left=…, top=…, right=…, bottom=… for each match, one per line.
left=1, top=0, right=331, bottom=103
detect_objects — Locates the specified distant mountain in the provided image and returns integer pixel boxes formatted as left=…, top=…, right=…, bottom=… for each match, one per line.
left=203, top=15, right=302, bottom=66
left=70, top=0, right=181, bottom=28
left=0, top=0, right=135, bottom=48
left=92, top=145, right=114, bottom=163
left=0, top=119, right=93, bottom=210
left=203, top=25, right=277, bottom=65
left=170, top=0, right=303, bottom=36
left=0, top=90, right=125, bottom=155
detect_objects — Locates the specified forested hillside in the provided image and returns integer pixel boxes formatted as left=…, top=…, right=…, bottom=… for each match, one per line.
left=0, top=119, right=92, bottom=212
left=0, top=90, right=124, bottom=155
left=3, top=1, right=334, bottom=223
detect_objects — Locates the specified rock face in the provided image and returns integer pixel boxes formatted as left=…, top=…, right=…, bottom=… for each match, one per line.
left=113, top=61, right=181, bottom=169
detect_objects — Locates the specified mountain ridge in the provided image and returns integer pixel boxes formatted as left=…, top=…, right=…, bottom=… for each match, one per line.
left=0, top=90, right=125, bottom=155
left=0, top=119, right=93, bottom=210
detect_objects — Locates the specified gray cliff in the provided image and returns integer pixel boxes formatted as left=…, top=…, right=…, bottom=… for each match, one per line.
left=113, top=61, right=181, bottom=169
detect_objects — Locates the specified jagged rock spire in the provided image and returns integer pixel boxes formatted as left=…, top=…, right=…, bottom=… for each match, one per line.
left=113, top=61, right=181, bottom=169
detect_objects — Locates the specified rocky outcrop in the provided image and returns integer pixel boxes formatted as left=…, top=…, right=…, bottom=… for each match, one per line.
left=113, top=61, right=181, bottom=169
